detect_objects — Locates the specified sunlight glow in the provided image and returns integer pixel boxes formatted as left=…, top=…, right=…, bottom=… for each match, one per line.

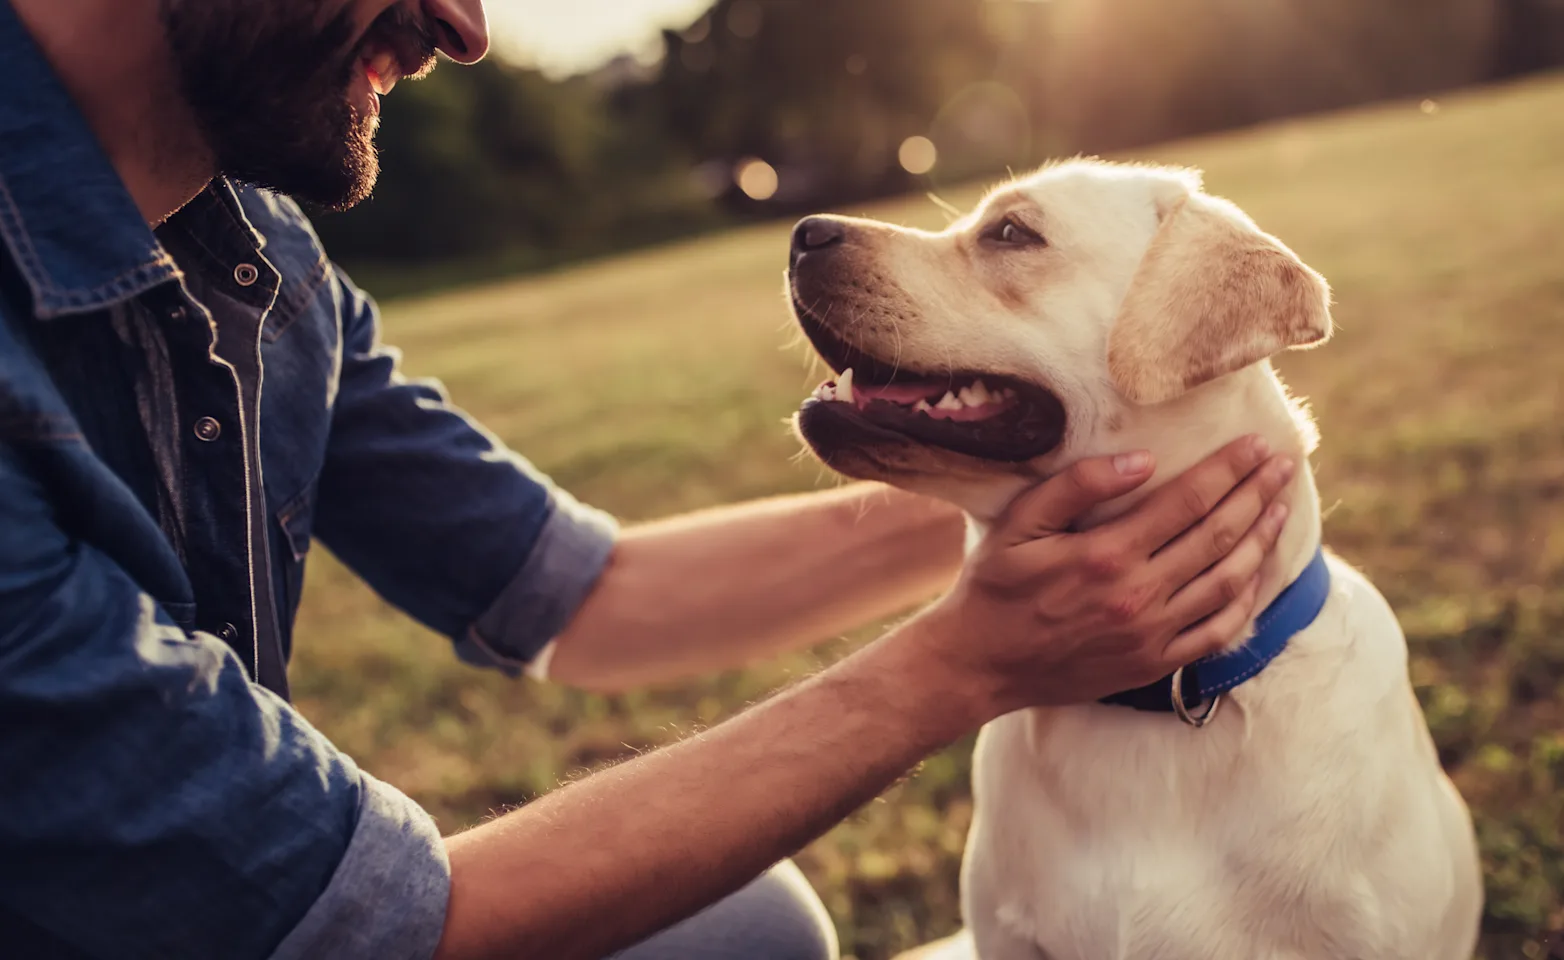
left=489, top=0, right=714, bottom=77
left=899, top=136, right=939, bottom=175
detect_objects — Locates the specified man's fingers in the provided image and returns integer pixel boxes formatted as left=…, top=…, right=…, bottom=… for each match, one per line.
left=999, top=452, right=1155, bottom=544
left=1109, top=435, right=1273, bottom=554
left=1152, top=455, right=1295, bottom=585
left=1161, top=575, right=1261, bottom=666
left=1162, top=501, right=1288, bottom=629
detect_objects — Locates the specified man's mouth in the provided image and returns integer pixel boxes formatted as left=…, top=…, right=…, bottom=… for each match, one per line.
left=794, top=299, right=1067, bottom=462
left=363, top=51, right=401, bottom=97
left=353, top=6, right=440, bottom=110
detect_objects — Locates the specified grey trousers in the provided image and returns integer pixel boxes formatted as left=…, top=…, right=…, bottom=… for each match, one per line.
left=611, top=860, right=840, bottom=960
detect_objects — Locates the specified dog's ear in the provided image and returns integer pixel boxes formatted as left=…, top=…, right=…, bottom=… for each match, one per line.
left=1107, top=183, right=1333, bottom=406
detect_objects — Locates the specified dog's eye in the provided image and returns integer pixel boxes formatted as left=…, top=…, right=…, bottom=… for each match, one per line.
left=984, top=217, right=1045, bottom=247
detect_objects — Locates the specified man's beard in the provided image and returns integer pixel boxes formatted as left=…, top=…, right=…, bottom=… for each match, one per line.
left=159, top=1, right=436, bottom=211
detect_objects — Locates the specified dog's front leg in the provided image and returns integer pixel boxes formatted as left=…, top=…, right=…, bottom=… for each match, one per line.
left=962, top=827, right=1051, bottom=960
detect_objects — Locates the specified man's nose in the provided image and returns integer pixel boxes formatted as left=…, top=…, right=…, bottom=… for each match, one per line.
left=423, top=0, right=490, bottom=64
left=791, top=217, right=847, bottom=265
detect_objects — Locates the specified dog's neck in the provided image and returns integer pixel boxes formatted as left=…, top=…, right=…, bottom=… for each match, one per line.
left=1087, top=362, right=1322, bottom=629
left=966, top=362, right=1322, bottom=645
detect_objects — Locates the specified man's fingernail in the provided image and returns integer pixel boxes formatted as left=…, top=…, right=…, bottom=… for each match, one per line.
left=1248, top=435, right=1270, bottom=461
left=1115, top=451, right=1152, bottom=475
left=1268, top=503, right=1290, bottom=526
left=1277, top=457, right=1297, bottom=482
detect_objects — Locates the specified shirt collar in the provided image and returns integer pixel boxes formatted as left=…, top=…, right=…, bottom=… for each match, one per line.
left=0, top=0, right=179, bottom=320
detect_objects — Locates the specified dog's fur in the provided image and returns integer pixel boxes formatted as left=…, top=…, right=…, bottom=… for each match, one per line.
left=788, top=160, right=1482, bottom=960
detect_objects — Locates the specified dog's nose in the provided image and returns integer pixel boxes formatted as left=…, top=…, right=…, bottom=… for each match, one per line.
left=791, top=217, right=846, bottom=259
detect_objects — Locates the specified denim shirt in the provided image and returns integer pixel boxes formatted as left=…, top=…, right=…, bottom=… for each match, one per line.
left=0, top=3, right=618, bottom=957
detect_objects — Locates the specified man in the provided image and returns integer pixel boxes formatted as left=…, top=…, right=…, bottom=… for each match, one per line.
left=0, top=1, right=1296, bottom=958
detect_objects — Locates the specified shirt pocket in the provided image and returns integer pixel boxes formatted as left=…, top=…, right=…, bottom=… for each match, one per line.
left=273, top=482, right=317, bottom=642
left=261, top=253, right=331, bottom=344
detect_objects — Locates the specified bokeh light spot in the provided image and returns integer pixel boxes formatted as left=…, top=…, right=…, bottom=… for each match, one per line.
left=683, top=17, right=712, bottom=44
left=899, top=136, right=938, bottom=175
left=728, top=1, right=764, bottom=39
left=736, top=158, right=779, bottom=200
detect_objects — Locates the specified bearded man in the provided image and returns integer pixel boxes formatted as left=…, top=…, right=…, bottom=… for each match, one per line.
left=0, top=2, right=1294, bottom=958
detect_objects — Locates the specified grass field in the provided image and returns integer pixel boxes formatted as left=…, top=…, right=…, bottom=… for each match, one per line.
left=292, top=74, right=1564, bottom=958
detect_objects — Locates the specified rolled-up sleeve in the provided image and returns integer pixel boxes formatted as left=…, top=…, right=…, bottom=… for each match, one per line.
left=269, top=773, right=449, bottom=960
left=0, top=447, right=450, bottom=960
left=314, top=269, right=617, bottom=675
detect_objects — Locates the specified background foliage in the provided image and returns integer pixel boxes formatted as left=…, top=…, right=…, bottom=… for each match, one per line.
left=315, top=0, right=1564, bottom=297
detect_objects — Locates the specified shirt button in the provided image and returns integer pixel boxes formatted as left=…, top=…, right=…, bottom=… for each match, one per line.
left=218, top=623, right=239, bottom=643
left=234, top=263, right=260, bottom=287
left=168, top=305, right=189, bottom=323
left=193, top=417, right=222, bottom=442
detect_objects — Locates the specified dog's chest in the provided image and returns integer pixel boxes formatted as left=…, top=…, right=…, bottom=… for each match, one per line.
left=968, top=710, right=1301, bottom=960
left=961, top=571, right=1455, bottom=960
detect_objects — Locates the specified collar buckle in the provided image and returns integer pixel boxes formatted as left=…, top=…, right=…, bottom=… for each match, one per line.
left=1170, top=665, right=1222, bottom=728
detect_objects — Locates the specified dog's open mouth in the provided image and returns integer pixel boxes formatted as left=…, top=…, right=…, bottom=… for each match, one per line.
left=794, top=300, right=1066, bottom=462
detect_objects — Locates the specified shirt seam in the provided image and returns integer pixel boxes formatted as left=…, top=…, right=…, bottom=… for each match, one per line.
left=0, top=172, right=180, bottom=317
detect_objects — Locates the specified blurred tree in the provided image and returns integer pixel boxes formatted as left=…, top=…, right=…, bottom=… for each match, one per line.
left=314, top=58, right=718, bottom=271
left=1491, top=0, right=1564, bottom=77
left=1035, top=0, right=1504, bottom=151
left=652, top=0, right=998, bottom=209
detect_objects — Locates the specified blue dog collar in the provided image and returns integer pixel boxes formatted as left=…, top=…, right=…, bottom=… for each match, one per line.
left=1100, top=546, right=1332, bottom=722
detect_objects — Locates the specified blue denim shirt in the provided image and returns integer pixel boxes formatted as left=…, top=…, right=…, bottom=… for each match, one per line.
left=0, top=3, right=618, bottom=957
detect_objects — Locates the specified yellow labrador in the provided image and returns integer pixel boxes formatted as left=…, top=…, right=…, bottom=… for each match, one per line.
left=785, top=160, right=1482, bottom=960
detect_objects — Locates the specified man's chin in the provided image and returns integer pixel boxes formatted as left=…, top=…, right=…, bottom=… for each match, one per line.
left=224, top=128, right=379, bottom=211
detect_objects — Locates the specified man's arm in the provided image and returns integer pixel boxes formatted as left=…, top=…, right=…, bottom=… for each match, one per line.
left=311, top=269, right=962, bottom=689
left=547, top=483, right=966, bottom=691
left=0, top=445, right=449, bottom=960
left=441, top=615, right=975, bottom=960
left=436, top=439, right=1295, bottom=960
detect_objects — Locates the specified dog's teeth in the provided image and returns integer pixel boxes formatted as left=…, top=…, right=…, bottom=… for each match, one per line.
left=838, top=368, right=855, bottom=404
left=969, top=381, right=992, bottom=405
left=937, top=391, right=963, bottom=411
left=914, top=399, right=932, bottom=413
left=813, top=382, right=835, bottom=402
left=958, top=386, right=982, bottom=407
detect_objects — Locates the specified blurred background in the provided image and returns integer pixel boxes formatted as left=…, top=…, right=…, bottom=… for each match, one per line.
left=291, top=2, right=1564, bottom=957
left=318, top=0, right=1564, bottom=295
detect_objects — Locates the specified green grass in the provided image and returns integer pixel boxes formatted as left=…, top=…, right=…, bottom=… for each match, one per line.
left=291, top=73, right=1564, bottom=958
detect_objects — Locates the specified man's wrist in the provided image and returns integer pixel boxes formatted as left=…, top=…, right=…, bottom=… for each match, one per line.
left=850, top=608, right=1002, bottom=748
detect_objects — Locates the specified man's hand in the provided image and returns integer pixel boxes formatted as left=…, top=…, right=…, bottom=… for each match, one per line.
left=914, top=435, right=1296, bottom=716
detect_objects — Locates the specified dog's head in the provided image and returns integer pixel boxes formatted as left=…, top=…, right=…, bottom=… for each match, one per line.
left=788, top=159, right=1332, bottom=518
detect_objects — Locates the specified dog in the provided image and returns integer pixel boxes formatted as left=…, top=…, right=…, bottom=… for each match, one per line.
left=785, top=159, right=1483, bottom=960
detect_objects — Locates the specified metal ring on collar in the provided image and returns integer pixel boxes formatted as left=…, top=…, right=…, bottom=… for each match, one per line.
left=1170, top=665, right=1221, bottom=728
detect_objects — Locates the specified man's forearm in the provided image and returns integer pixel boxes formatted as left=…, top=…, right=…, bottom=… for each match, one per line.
left=436, top=613, right=979, bottom=960
left=548, top=483, right=966, bottom=691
